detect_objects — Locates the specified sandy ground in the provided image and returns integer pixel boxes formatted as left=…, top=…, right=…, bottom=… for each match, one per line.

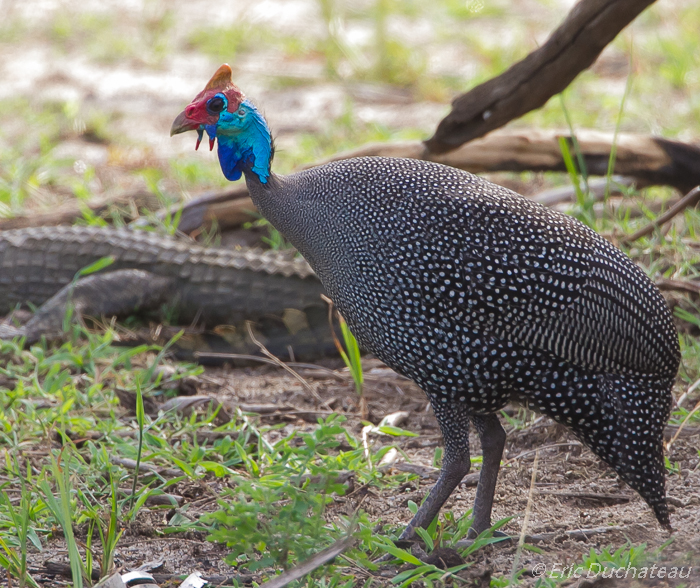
left=24, top=359, right=700, bottom=586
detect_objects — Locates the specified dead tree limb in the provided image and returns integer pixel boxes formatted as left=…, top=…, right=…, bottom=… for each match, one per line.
left=323, top=130, right=700, bottom=192
left=167, top=130, right=700, bottom=233
left=145, top=184, right=254, bottom=236
left=656, top=278, right=700, bottom=296
left=4, top=130, right=698, bottom=234
left=425, top=0, right=657, bottom=153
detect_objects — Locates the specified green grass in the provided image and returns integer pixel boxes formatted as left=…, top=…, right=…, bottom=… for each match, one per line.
left=0, top=329, right=514, bottom=585
left=336, top=315, right=363, bottom=398
left=2, top=325, right=696, bottom=584
left=186, top=23, right=272, bottom=63
left=274, top=103, right=424, bottom=174
left=0, top=330, right=219, bottom=584
left=45, top=8, right=174, bottom=65
left=0, top=475, right=41, bottom=588
left=202, top=415, right=362, bottom=571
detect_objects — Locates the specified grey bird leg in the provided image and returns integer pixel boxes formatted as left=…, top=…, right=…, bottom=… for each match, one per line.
left=398, top=452, right=472, bottom=541
left=469, top=414, right=507, bottom=536
left=397, top=410, right=507, bottom=543
left=398, top=401, right=472, bottom=541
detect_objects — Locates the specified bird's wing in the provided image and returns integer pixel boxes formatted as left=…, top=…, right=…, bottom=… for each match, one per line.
left=453, top=204, right=677, bottom=377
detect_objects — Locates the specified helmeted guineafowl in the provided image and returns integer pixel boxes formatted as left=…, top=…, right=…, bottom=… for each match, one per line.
left=172, top=64, right=680, bottom=538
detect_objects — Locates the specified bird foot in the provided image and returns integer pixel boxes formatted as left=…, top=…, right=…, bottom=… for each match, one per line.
left=373, top=529, right=510, bottom=565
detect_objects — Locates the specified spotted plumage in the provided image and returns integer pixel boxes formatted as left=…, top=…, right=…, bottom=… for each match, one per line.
left=172, top=65, right=680, bottom=537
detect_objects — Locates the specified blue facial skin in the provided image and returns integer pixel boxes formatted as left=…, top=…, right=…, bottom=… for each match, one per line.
left=205, top=95, right=272, bottom=184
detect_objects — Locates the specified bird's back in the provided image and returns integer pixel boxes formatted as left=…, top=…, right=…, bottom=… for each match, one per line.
left=274, top=157, right=679, bottom=383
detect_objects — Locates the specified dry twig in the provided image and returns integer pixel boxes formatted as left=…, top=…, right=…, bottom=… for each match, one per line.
left=537, top=491, right=632, bottom=504
left=665, top=398, right=700, bottom=452
left=258, top=529, right=357, bottom=588
left=655, top=277, right=700, bottom=295
left=455, top=525, right=624, bottom=548
left=244, top=321, right=330, bottom=408
left=621, top=185, right=700, bottom=244
left=510, top=450, right=539, bottom=583
left=107, top=456, right=181, bottom=479
left=676, top=378, right=700, bottom=409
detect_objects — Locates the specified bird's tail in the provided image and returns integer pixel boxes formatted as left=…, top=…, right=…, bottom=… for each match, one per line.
left=599, top=373, right=674, bottom=528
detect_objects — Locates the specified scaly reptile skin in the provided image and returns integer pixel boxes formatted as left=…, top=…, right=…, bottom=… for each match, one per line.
left=0, top=226, right=330, bottom=356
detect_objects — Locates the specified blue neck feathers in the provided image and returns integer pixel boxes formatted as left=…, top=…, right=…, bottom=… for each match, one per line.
left=208, top=99, right=272, bottom=184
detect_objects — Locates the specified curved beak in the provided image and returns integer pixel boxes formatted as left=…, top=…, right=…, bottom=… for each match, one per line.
left=170, top=109, right=199, bottom=136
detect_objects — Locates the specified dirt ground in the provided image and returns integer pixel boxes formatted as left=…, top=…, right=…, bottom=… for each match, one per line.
left=26, top=357, right=700, bottom=586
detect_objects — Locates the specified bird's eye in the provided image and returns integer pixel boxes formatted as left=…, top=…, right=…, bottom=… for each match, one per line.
left=206, top=97, right=225, bottom=114
left=237, top=108, right=245, bottom=116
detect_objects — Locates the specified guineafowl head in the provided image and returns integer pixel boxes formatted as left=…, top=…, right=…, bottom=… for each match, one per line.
left=171, top=64, right=273, bottom=184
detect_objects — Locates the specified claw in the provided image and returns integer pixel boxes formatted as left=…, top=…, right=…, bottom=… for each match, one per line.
left=195, top=128, right=204, bottom=151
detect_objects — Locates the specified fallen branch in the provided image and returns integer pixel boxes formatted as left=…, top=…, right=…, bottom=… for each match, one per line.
left=322, top=131, right=700, bottom=192
left=137, top=184, right=253, bottom=236
left=655, top=278, right=700, bottom=295
left=425, top=0, right=657, bottom=152
left=2, top=131, right=697, bottom=234
left=170, top=130, right=700, bottom=233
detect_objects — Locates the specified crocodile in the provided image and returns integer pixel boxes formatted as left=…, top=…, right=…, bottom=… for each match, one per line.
left=0, top=225, right=334, bottom=360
